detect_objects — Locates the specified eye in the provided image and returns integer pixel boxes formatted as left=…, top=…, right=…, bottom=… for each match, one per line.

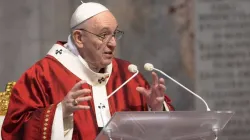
left=99, top=33, right=108, bottom=39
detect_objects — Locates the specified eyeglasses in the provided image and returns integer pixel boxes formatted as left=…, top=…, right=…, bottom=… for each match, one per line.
left=78, top=28, right=124, bottom=41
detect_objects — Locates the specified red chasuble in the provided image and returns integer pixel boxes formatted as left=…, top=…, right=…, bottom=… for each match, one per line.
left=1, top=42, right=174, bottom=140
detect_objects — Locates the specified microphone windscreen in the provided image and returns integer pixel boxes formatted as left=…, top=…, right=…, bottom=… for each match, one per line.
left=128, top=64, right=138, bottom=73
left=144, top=63, right=154, bottom=71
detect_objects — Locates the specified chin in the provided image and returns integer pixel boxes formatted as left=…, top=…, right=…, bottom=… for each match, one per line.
left=101, top=59, right=113, bottom=67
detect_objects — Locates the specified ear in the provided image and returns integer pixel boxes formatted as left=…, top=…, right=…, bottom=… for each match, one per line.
left=72, top=30, right=84, bottom=48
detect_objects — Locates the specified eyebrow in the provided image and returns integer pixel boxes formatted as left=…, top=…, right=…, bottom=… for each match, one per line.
left=99, top=26, right=119, bottom=33
left=99, top=27, right=110, bottom=33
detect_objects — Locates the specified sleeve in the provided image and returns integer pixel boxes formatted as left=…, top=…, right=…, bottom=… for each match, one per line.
left=163, top=95, right=175, bottom=111
left=1, top=66, right=63, bottom=140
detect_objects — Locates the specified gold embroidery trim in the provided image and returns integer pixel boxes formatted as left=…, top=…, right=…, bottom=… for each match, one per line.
left=0, top=82, right=16, bottom=115
left=42, top=105, right=53, bottom=139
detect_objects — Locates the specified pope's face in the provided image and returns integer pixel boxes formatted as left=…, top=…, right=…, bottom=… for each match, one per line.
left=75, top=11, right=118, bottom=70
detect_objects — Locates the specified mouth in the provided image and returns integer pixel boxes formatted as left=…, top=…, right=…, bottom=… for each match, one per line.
left=104, top=52, right=113, bottom=55
left=103, top=52, right=113, bottom=59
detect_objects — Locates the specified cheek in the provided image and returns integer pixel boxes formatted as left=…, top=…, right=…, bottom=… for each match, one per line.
left=91, top=42, right=105, bottom=57
left=84, top=40, right=105, bottom=58
left=95, top=42, right=105, bottom=51
left=94, top=43, right=107, bottom=58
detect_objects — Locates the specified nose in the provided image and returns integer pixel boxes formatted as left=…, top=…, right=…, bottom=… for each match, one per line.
left=107, top=36, right=116, bottom=50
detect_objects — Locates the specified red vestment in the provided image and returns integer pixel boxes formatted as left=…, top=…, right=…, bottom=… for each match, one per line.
left=1, top=42, right=174, bottom=140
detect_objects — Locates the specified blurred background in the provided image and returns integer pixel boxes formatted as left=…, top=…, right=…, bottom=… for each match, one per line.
left=0, top=0, right=249, bottom=139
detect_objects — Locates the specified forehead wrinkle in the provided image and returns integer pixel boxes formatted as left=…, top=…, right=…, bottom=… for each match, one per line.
left=87, top=11, right=118, bottom=32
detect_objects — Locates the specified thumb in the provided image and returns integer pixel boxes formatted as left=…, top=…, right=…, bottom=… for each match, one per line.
left=136, top=87, right=150, bottom=97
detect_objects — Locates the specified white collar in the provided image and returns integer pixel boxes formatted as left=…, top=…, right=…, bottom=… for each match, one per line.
left=66, top=35, right=80, bottom=56
left=47, top=36, right=112, bottom=86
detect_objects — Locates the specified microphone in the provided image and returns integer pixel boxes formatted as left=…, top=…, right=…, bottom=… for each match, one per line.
left=128, top=64, right=138, bottom=73
left=106, top=64, right=139, bottom=100
left=144, top=63, right=211, bottom=111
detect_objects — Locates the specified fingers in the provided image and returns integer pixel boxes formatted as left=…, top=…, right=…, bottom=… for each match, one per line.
left=152, top=72, right=159, bottom=86
left=72, top=96, right=92, bottom=111
left=136, top=87, right=151, bottom=97
left=152, top=78, right=166, bottom=97
left=158, top=83, right=166, bottom=93
left=62, top=81, right=92, bottom=117
left=159, top=78, right=165, bottom=85
left=151, top=73, right=165, bottom=96
left=73, top=105, right=91, bottom=111
left=156, top=96, right=165, bottom=102
left=71, top=81, right=86, bottom=92
left=76, top=96, right=92, bottom=103
left=71, top=89, right=91, bottom=99
left=64, top=96, right=92, bottom=111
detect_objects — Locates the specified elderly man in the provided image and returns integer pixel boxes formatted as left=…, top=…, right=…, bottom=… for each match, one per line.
left=1, top=2, right=174, bottom=140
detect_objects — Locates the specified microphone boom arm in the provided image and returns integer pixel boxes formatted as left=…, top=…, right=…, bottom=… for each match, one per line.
left=152, top=67, right=211, bottom=111
left=106, top=71, right=139, bottom=100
